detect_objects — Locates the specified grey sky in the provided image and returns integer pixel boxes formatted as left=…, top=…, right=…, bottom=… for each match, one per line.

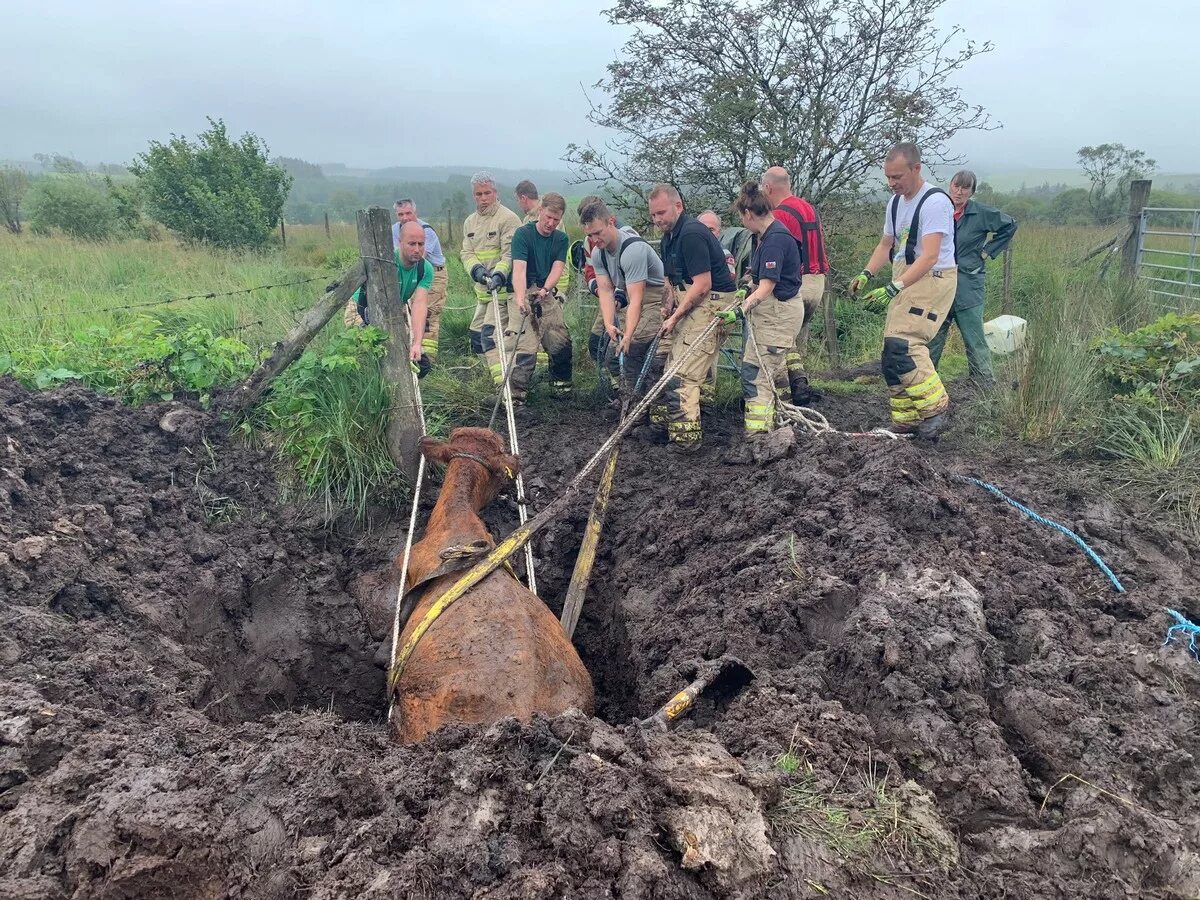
left=4, top=0, right=1197, bottom=174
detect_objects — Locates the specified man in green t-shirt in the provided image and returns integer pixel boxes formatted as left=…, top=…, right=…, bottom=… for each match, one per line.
left=508, top=192, right=573, bottom=401
left=345, top=221, right=432, bottom=374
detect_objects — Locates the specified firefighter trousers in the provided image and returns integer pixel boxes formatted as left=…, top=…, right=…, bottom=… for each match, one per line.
left=743, top=294, right=807, bottom=434
left=658, top=291, right=733, bottom=446
left=422, top=265, right=448, bottom=360
left=882, top=263, right=957, bottom=427
left=507, top=292, right=573, bottom=400
left=470, top=292, right=509, bottom=387
left=779, top=274, right=825, bottom=397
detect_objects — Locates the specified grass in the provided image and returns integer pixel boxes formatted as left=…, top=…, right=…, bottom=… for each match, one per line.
left=769, top=730, right=957, bottom=883
left=2, top=218, right=1197, bottom=529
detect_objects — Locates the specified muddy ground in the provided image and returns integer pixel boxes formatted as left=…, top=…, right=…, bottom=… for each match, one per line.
left=1, top=374, right=1198, bottom=899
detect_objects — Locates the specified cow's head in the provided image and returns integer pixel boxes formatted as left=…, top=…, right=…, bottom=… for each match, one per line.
left=420, top=427, right=520, bottom=506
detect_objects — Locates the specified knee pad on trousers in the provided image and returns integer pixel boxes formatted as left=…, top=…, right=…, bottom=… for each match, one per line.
left=549, top=346, right=573, bottom=380
left=480, top=323, right=498, bottom=354
left=469, top=329, right=484, bottom=355
left=740, top=362, right=760, bottom=399
left=881, top=337, right=916, bottom=387
left=664, top=375, right=684, bottom=414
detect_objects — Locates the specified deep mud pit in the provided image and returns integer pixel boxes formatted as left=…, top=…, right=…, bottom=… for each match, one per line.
left=2, top=375, right=1199, bottom=899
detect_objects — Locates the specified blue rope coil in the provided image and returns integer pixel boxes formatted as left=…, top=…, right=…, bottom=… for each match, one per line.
left=955, top=475, right=1126, bottom=593
left=1164, top=608, right=1200, bottom=660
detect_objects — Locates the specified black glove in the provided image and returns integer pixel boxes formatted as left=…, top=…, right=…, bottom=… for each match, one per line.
left=486, top=271, right=507, bottom=292
left=416, top=353, right=432, bottom=379
left=614, top=288, right=628, bottom=308
left=470, top=264, right=488, bottom=285
left=588, top=278, right=599, bottom=297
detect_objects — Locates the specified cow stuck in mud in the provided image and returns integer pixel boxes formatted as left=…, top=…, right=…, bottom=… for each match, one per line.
left=388, top=427, right=594, bottom=744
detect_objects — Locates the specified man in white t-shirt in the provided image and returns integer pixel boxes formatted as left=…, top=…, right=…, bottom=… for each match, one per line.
left=850, top=142, right=958, bottom=438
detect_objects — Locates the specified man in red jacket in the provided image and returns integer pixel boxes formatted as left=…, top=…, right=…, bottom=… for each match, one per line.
left=762, top=167, right=829, bottom=405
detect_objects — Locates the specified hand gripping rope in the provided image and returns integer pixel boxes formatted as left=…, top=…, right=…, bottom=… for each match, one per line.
left=388, top=299, right=743, bottom=689
left=492, top=292, right=537, bottom=593
left=387, top=307, right=430, bottom=725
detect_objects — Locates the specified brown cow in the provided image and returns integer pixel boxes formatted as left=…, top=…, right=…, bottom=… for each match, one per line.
left=389, top=427, right=594, bottom=743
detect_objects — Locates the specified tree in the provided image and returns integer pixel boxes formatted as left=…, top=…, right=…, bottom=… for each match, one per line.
left=565, top=0, right=992, bottom=223
left=273, top=156, right=324, bottom=179
left=1077, top=143, right=1156, bottom=226
left=26, top=177, right=119, bottom=240
left=0, top=167, right=30, bottom=233
left=130, top=118, right=293, bottom=249
left=33, top=153, right=86, bottom=174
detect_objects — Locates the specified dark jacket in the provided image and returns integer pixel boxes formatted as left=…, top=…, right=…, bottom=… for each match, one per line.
left=954, top=199, right=1018, bottom=309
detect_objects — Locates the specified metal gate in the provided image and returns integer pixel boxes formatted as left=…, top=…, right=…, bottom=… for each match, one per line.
left=1136, top=207, right=1200, bottom=306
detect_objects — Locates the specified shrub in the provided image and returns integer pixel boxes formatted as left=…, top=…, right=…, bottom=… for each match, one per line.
left=130, top=117, right=293, bottom=249
left=26, top=176, right=120, bottom=240
left=1095, top=312, right=1200, bottom=411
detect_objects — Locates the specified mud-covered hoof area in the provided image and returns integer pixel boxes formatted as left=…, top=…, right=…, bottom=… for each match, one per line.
left=2, top=376, right=1199, bottom=899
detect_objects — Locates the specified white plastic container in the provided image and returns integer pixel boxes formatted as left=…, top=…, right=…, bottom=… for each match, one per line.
left=983, top=315, right=1028, bottom=355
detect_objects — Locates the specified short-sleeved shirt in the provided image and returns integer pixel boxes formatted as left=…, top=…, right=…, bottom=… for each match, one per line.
left=751, top=220, right=802, bottom=300
left=884, top=183, right=956, bottom=270
left=511, top=222, right=568, bottom=288
left=660, top=214, right=737, bottom=293
left=590, top=226, right=665, bottom=292
left=354, top=252, right=432, bottom=308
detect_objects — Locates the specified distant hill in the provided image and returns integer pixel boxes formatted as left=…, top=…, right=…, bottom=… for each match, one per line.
left=315, top=164, right=596, bottom=196
left=969, top=166, right=1200, bottom=194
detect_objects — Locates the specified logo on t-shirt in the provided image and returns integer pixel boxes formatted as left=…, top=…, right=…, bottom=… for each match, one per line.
left=765, top=260, right=777, bottom=269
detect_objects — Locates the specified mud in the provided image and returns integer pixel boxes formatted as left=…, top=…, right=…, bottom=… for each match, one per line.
left=2, top=375, right=1199, bottom=898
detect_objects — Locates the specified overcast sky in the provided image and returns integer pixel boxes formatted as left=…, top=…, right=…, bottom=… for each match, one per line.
left=3, top=0, right=1197, bottom=174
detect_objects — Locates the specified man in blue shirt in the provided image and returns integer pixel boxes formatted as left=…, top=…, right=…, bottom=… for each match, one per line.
left=394, top=199, right=448, bottom=362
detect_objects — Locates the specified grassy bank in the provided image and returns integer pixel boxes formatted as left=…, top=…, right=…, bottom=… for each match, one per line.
left=2, top=220, right=1196, bottom=530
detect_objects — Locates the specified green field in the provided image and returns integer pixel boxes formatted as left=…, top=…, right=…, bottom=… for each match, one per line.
left=2, top=217, right=1197, bottom=530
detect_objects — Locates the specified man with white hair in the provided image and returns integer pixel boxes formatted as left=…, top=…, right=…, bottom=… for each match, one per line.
left=460, top=172, right=522, bottom=386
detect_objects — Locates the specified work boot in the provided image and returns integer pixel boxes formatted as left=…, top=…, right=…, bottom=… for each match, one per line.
left=631, top=424, right=667, bottom=444
left=788, top=372, right=822, bottom=406
left=667, top=438, right=703, bottom=455
left=916, top=411, right=950, bottom=441
left=881, top=421, right=918, bottom=436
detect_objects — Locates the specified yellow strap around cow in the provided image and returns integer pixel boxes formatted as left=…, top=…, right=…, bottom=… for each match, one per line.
left=388, top=544, right=520, bottom=693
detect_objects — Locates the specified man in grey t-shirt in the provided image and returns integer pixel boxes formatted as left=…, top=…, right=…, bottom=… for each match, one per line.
left=850, top=142, right=958, bottom=439
left=580, top=199, right=669, bottom=402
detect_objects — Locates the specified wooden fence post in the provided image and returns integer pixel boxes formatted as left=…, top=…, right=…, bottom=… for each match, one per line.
left=324, top=211, right=331, bottom=241
left=1001, top=247, right=1014, bottom=315
left=1121, top=179, right=1152, bottom=280
left=822, top=285, right=839, bottom=368
left=357, top=207, right=421, bottom=483
left=280, top=219, right=287, bottom=248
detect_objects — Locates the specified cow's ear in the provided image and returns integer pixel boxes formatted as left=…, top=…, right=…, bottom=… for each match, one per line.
left=420, top=436, right=453, bottom=465
left=494, top=453, right=520, bottom=481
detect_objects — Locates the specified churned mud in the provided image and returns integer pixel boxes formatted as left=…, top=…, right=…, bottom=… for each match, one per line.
left=2, top=375, right=1198, bottom=898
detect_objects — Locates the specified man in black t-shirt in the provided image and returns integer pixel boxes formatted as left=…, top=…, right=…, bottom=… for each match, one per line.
left=648, top=183, right=739, bottom=453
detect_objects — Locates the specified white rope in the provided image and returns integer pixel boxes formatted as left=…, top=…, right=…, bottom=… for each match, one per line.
left=742, top=308, right=905, bottom=440
left=492, top=294, right=538, bottom=593
left=387, top=308, right=429, bottom=726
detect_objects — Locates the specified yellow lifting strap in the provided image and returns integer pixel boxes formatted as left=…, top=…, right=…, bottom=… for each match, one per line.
left=388, top=549, right=519, bottom=693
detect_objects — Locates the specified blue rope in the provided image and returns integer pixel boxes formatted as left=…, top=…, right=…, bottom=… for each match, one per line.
left=1164, top=608, right=1200, bottom=660
left=633, top=334, right=662, bottom=396
left=954, top=475, right=1126, bottom=593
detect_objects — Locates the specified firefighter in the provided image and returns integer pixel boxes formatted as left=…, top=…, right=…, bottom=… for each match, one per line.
left=509, top=192, right=573, bottom=402
left=851, top=144, right=957, bottom=438
left=393, top=199, right=448, bottom=362
left=761, top=166, right=830, bottom=405
left=734, top=181, right=805, bottom=436
left=928, top=169, right=1018, bottom=386
left=514, top=180, right=541, bottom=223
left=344, top=221, right=433, bottom=376
left=581, top=198, right=669, bottom=405
left=649, top=183, right=739, bottom=453
left=461, top=172, right=521, bottom=387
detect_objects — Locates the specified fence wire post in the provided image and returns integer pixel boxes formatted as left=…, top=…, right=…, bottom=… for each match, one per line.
left=1122, top=179, right=1152, bottom=280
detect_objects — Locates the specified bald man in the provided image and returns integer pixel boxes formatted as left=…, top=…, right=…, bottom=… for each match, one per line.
left=761, top=166, right=830, bottom=405
left=697, top=210, right=723, bottom=238
left=345, top=220, right=432, bottom=373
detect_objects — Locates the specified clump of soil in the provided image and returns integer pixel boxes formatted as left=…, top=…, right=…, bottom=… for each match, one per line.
left=2, top=376, right=1199, bottom=898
